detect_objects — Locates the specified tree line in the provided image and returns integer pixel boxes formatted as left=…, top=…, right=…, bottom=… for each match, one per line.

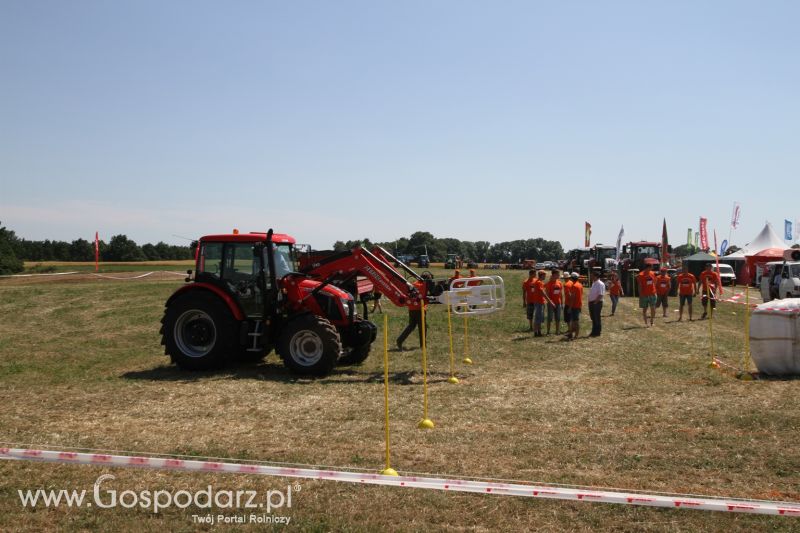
left=333, top=231, right=564, bottom=264
left=0, top=222, right=193, bottom=274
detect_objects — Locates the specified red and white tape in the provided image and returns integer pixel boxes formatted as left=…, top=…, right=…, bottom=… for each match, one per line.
left=2, top=447, right=799, bottom=516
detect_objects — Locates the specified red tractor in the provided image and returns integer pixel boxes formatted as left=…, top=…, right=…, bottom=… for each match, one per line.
left=160, top=230, right=426, bottom=377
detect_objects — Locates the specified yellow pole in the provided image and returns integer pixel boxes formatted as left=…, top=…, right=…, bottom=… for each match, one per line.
left=739, top=285, right=754, bottom=380
left=418, top=303, right=434, bottom=429
left=380, top=314, right=398, bottom=475
left=462, top=313, right=472, bottom=365
left=707, top=283, right=718, bottom=368
left=446, top=293, right=459, bottom=384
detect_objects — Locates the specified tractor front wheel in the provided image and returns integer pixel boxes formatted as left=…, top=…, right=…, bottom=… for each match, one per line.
left=161, top=292, right=237, bottom=370
left=277, top=315, right=341, bottom=376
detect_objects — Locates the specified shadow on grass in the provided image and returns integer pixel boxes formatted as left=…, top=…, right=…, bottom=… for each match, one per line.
left=121, top=363, right=457, bottom=386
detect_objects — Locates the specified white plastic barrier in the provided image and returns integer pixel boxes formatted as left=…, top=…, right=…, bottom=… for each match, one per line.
left=436, top=276, right=505, bottom=315
left=749, top=298, right=800, bottom=376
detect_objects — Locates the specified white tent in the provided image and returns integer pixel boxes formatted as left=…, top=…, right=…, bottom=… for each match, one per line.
left=725, top=222, right=789, bottom=257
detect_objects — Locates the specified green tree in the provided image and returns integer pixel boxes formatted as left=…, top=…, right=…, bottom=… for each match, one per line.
left=0, top=222, right=24, bottom=274
left=104, top=234, right=145, bottom=261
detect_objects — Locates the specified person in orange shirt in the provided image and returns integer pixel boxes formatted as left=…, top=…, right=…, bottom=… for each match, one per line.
left=449, top=269, right=462, bottom=287
left=675, top=263, right=698, bottom=321
left=396, top=273, right=430, bottom=350
left=699, top=263, right=721, bottom=320
left=466, top=268, right=482, bottom=286
left=529, top=270, right=551, bottom=337
left=637, top=263, right=658, bottom=327
left=522, top=270, right=537, bottom=331
left=563, top=273, right=574, bottom=327
left=608, top=271, right=624, bottom=316
left=566, top=272, right=583, bottom=340
left=545, top=269, right=564, bottom=335
left=655, top=267, right=672, bottom=318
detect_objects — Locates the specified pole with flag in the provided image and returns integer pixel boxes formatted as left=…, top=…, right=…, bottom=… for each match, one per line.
left=699, top=217, right=709, bottom=251
left=694, top=232, right=699, bottom=250
left=785, top=219, right=793, bottom=242
left=714, top=230, right=722, bottom=296
left=615, top=225, right=625, bottom=262
left=661, top=219, right=669, bottom=266
left=729, top=201, right=741, bottom=245
left=584, top=222, right=591, bottom=248
left=686, top=228, right=692, bottom=250
left=94, top=232, right=100, bottom=272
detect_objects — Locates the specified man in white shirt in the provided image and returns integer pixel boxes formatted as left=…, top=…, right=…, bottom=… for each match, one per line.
left=588, top=270, right=606, bottom=337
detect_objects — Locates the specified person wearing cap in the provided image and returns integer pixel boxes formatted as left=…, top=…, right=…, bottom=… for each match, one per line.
left=449, top=269, right=463, bottom=288
left=588, top=270, right=605, bottom=337
left=565, top=272, right=583, bottom=340
left=396, top=272, right=431, bottom=351
left=655, top=267, right=672, bottom=318
left=467, top=268, right=482, bottom=286
left=636, top=263, right=658, bottom=327
left=545, top=269, right=563, bottom=335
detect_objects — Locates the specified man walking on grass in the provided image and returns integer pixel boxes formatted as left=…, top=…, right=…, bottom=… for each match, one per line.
left=637, top=263, right=657, bottom=327
left=699, top=263, right=721, bottom=320
left=588, top=270, right=606, bottom=337
left=655, top=267, right=671, bottom=318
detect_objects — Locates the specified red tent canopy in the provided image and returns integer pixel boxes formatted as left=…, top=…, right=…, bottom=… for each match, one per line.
left=745, top=247, right=787, bottom=284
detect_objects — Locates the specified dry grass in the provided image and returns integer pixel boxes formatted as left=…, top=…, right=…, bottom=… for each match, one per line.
left=0, top=270, right=798, bottom=531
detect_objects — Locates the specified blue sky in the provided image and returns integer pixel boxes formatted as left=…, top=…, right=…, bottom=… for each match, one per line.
left=1, top=1, right=798, bottom=250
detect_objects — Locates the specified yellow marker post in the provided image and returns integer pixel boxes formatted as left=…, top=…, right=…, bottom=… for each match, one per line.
left=445, top=293, right=459, bottom=384
left=462, top=313, right=472, bottom=365
left=739, top=286, right=754, bottom=380
left=418, top=304, right=434, bottom=429
left=707, top=284, right=718, bottom=368
left=380, top=314, right=398, bottom=476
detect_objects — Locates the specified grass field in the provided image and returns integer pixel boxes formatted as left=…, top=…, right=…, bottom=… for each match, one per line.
left=1, top=268, right=798, bottom=531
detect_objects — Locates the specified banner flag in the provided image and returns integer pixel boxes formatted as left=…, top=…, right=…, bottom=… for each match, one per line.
left=686, top=228, right=692, bottom=248
left=720, top=239, right=729, bottom=256
left=731, top=202, right=741, bottom=229
left=94, top=232, right=99, bottom=273
left=694, top=232, right=699, bottom=248
left=661, top=219, right=669, bottom=265
left=785, top=219, right=793, bottom=241
left=699, top=217, right=709, bottom=250
left=585, top=222, right=591, bottom=247
left=615, top=225, right=624, bottom=262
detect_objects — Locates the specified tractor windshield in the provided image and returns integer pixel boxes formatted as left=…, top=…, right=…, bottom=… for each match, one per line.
left=598, top=248, right=616, bottom=261
left=272, top=243, right=296, bottom=278
left=636, top=246, right=659, bottom=258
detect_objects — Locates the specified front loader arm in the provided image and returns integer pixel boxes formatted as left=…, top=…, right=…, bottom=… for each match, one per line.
left=304, top=246, right=420, bottom=308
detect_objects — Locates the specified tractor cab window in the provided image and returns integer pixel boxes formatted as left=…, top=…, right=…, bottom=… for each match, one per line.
left=198, top=242, right=223, bottom=278
left=271, top=243, right=296, bottom=279
left=222, top=243, right=258, bottom=283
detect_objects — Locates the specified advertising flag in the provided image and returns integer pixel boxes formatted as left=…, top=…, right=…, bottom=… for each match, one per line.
left=584, top=222, right=591, bottom=247
left=615, top=225, right=624, bottom=262
left=661, top=219, right=669, bottom=265
left=699, top=217, right=708, bottom=250
left=731, top=202, right=741, bottom=229
left=720, top=239, right=729, bottom=256
left=785, top=219, right=793, bottom=241
left=686, top=228, right=692, bottom=247
left=694, top=232, right=699, bottom=248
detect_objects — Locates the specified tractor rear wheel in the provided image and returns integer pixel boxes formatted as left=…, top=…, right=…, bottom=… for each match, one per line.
left=277, top=314, right=341, bottom=376
left=161, top=292, right=236, bottom=370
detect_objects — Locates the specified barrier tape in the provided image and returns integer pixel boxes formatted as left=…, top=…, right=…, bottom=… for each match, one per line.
left=2, top=447, right=799, bottom=516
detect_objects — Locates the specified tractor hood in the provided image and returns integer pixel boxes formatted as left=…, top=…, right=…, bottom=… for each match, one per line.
left=298, top=279, right=352, bottom=300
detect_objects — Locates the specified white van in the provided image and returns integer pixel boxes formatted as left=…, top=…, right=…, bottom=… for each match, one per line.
left=760, top=261, right=800, bottom=301
left=714, top=264, right=736, bottom=286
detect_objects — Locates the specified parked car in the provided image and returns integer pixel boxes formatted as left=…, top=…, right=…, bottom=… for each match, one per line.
left=714, top=264, right=736, bottom=286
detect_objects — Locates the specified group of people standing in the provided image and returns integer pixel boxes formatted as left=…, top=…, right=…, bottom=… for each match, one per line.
left=522, top=269, right=606, bottom=340
left=523, top=262, right=723, bottom=338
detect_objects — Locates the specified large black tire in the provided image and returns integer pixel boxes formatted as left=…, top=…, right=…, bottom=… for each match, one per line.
left=338, top=343, right=372, bottom=366
left=277, top=315, right=341, bottom=376
left=161, top=292, right=237, bottom=370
